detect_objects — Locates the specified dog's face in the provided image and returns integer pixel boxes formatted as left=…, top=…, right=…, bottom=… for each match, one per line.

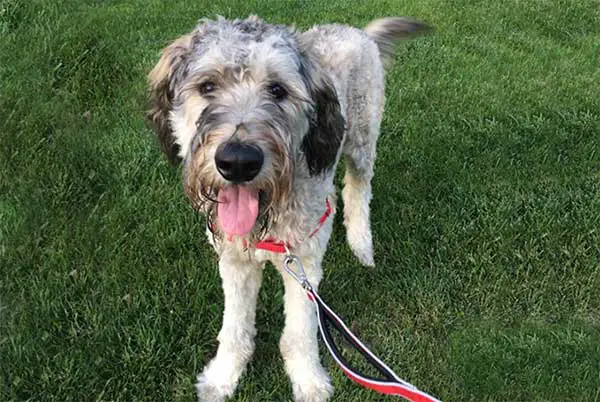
left=147, top=16, right=344, bottom=239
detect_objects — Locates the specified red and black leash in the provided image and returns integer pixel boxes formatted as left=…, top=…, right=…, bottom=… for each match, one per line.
left=284, top=255, right=441, bottom=402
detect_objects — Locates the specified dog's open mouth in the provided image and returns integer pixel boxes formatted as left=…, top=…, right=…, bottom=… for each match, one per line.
left=217, top=185, right=260, bottom=236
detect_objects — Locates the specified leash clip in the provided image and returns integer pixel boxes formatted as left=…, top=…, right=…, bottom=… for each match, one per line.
left=283, top=254, right=313, bottom=291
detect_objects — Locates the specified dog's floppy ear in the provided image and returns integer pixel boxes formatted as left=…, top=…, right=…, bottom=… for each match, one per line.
left=298, top=44, right=345, bottom=177
left=147, top=34, right=193, bottom=164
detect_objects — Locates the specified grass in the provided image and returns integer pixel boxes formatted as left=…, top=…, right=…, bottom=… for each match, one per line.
left=1, top=0, right=599, bottom=400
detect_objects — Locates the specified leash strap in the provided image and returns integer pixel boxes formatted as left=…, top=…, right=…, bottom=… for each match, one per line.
left=284, top=256, right=442, bottom=402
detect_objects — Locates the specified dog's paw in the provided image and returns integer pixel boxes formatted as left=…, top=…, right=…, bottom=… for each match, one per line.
left=351, top=244, right=375, bottom=267
left=291, top=368, right=333, bottom=402
left=347, top=231, right=375, bottom=267
left=196, top=373, right=229, bottom=402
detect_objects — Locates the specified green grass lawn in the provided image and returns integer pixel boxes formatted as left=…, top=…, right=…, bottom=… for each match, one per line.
left=1, top=0, right=599, bottom=401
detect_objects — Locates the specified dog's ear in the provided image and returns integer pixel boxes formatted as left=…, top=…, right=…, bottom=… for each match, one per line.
left=298, top=44, right=346, bottom=177
left=147, top=34, right=193, bottom=165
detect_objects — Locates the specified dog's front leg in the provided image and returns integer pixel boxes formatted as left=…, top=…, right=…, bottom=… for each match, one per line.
left=196, top=253, right=263, bottom=402
left=278, top=257, right=333, bottom=402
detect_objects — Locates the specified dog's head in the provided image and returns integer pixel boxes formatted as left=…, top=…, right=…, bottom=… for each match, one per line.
left=147, top=16, right=344, bottom=239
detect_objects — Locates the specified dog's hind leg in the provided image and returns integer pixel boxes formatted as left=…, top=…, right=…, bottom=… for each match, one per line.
left=196, top=255, right=263, bottom=402
left=342, top=146, right=376, bottom=267
left=341, top=100, right=382, bottom=267
left=339, top=37, right=387, bottom=268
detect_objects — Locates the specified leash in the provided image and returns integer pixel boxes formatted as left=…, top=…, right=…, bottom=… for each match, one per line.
left=283, top=255, right=442, bottom=402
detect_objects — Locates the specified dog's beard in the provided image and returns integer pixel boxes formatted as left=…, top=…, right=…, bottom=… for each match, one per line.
left=183, top=132, right=292, bottom=241
left=190, top=186, right=274, bottom=242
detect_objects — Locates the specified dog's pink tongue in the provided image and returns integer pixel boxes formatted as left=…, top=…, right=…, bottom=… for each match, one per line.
left=217, top=186, right=259, bottom=236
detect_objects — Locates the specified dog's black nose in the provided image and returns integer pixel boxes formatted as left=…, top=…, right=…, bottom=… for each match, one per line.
left=215, top=142, right=264, bottom=183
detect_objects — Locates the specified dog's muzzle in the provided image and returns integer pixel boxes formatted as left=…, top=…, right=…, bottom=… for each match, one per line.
left=215, top=141, right=264, bottom=183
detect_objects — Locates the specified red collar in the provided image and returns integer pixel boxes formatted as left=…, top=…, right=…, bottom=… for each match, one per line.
left=255, top=198, right=332, bottom=253
left=211, top=198, right=332, bottom=254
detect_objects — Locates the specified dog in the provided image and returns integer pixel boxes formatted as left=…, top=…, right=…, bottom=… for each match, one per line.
left=147, top=15, right=430, bottom=402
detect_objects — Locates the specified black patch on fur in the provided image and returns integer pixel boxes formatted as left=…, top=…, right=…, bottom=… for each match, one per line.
left=233, top=18, right=269, bottom=38
left=146, top=35, right=194, bottom=165
left=147, top=82, right=181, bottom=164
left=195, top=103, right=222, bottom=129
left=190, top=104, right=227, bottom=154
left=301, top=79, right=345, bottom=176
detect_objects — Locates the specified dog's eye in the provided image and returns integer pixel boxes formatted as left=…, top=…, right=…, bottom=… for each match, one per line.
left=199, top=81, right=218, bottom=95
left=268, top=83, right=288, bottom=100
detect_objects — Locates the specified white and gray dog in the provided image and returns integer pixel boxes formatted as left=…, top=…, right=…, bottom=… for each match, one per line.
left=147, top=15, right=430, bottom=402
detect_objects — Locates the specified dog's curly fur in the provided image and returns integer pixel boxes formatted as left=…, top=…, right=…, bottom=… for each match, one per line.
left=147, top=15, right=430, bottom=402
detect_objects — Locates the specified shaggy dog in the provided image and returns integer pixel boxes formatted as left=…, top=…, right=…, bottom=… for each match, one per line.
left=147, top=15, right=429, bottom=402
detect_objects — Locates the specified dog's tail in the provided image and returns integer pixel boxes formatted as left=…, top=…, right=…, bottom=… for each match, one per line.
left=364, top=17, right=431, bottom=67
